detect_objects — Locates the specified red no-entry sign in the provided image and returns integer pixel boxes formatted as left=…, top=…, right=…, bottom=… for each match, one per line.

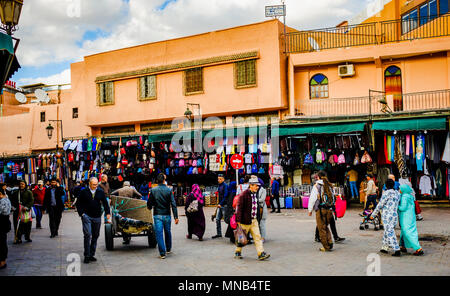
left=230, top=154, right=244, bottom=170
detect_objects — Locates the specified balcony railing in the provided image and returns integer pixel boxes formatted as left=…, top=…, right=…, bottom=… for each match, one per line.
left=295, top=89, right=450, bottom=118
left=286, top=14, right=450, bottom=53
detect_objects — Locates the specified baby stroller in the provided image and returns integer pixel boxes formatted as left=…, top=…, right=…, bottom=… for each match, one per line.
left=359, top=208, right=382, bottom=231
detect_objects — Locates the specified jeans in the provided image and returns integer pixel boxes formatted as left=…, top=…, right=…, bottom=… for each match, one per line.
left=270, top=193, right=280, bottom=211
left=81, top=214, right=102, bottom=258
left=215, top=206, right=226, bottom=236
left=349, top=181, right=359, bottom=198
left=33, top=205, right=43, bottom=227
left=154, top=215, right=172, bottom=256
left=364, top=194, right=378, bottom=212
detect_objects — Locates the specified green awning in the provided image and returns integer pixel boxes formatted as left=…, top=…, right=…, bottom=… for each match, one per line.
left=372, top=117, right=447, bottom=131
left=0, top=32, right=20, bottom=86
left=278, top=122, right=366, bottom=136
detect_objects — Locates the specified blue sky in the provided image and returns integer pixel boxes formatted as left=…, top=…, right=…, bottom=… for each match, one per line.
left=10, top=0, right=374, bottom=86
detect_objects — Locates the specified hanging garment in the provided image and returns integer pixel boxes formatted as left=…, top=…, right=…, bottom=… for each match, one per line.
left=390, top=136, right=395, bottom=162
left=416, top=135, right=425, bottom=171
left=386, top=135, right=392, bottom=164
left=419, top=175, right=434, bottom=195
left=405, top=134, right=410, bottom=156
left=412, top=135, right=416, bottom=157
left=442, top=132, right=450, bottom=163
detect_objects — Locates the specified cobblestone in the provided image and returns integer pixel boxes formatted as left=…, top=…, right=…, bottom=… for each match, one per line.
left=0, top=206, right=449, bottom=276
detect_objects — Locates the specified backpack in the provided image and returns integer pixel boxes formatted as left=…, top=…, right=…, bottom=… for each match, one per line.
left=317, top=183, right=335, bottom=209
left=316, top=149, right=323, bottom=164
left=338, top=153, right=346, bottom=164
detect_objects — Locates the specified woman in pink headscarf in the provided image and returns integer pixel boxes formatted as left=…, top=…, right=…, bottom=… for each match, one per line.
left=184, top=184, right=205, bottom=241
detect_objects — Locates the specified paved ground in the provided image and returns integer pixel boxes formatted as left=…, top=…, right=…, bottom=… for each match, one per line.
left=1, top=205, right=449, bottom=276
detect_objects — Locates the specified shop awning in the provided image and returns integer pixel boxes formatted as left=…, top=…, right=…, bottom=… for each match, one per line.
left=278, top=122, right=366, bottom=136
left=372, top=117, right=447, bottom=131
left=0, top=32, right=20, bottom=85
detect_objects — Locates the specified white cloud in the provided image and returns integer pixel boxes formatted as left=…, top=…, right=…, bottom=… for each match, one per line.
left=15, top=0, right=368, bottom=84
left=17, top=68, right=71, bottom=86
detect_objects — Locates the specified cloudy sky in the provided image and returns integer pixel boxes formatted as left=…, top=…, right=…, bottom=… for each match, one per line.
left=11, top=0, right=379, bottom=86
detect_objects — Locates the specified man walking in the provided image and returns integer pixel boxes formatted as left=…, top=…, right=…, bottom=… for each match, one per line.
left=147, top=173, right=179, bottom=259
left=270, top=177, right=281, bottom=213
left=212, top=174, right=228, bottom=239
left=43, top=178, right=65, bottom=238
left=234, top=175, right=270, bottom=260
left=76, top=177, right=111, bottom=264
left=308, top=171, right=336, bottom=252
left=111, top=181, right=142, bottom=199
left=98, top=174, right=111, bottom=196
left=32, top=180, right=46, bottom=229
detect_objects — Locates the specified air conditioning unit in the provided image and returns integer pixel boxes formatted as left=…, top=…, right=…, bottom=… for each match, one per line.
left=338, top=64, right=355, bottom=77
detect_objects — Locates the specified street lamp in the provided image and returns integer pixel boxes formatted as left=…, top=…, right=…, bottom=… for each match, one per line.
left=46, top=123, right=54, bottom=140
left=0, top=0, right=23, bottom=35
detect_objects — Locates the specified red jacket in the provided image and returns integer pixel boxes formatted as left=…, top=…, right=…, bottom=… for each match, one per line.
left=32, top=186, right=46, bottom=206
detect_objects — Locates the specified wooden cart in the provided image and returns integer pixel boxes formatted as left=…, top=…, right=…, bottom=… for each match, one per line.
left=105, top=195, right=157, bottom=251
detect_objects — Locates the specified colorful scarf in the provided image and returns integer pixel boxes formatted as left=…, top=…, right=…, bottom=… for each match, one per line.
left=191, top=184, right=203, bottom=201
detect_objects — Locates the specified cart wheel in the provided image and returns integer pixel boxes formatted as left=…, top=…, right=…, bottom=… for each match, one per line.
left=147, top=225, right=157, bottom=248
left=365, top=224, right=369, bottom=229
left=105, top=223, right=114, bottom=251
left=359, top=225, right=364, bottom=230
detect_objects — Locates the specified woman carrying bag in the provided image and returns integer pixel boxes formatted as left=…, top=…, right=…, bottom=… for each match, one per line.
left=184, top=184, right=205, bottom=241
left=10, top=180, right=34, bottom=244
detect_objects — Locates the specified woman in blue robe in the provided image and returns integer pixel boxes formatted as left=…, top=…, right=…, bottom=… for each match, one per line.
left=398, top=184, right=424, bottom=256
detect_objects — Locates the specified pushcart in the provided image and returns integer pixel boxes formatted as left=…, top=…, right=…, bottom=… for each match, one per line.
left=105, top=195, right=156, bottom=250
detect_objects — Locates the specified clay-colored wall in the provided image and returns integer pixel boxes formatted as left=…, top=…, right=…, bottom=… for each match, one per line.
left=75, top=20, right=285, bottom=128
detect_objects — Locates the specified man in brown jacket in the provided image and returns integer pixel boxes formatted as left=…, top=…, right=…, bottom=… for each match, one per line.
left=110, top=181, right=142, bottom=199
left=234, top=175, right=270, bottom=261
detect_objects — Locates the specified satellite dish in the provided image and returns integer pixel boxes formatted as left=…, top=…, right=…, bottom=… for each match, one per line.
left=308, top=37, right=320, bottom=51
left=35, top=89, right=50, bottom=104
left=15, top=92, right=27, bottom=104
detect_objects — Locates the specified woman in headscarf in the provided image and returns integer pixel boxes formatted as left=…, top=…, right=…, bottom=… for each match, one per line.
left=398, top=184, right=424, bottom=256
left=371, top=179, right=401, bottom=256
left=184, top=184, right=205, bottom=241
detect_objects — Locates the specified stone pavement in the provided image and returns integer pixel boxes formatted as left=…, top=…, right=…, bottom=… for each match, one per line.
left=1, top=206, right=449, bottom=276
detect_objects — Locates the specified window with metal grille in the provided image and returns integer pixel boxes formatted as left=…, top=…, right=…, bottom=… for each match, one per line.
left=72, top=108, right=78, bottom=119
left=235, top=60, right=256, bottom=88
left=139, top=75, right=157, bottom=100
left=310, top=74, right=329, bottom=99
left=40, top=111, right=45, bottom=122
left=97, top=81, right=114, bottom=105
left=184, top=67, right=203, bottom=95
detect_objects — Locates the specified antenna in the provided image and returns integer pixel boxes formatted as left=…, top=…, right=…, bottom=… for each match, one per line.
left=14, top=92, right=27, bottom=104
left=34, top=89, right=50, bottom=104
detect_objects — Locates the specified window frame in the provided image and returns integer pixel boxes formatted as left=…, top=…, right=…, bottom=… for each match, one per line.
left=402, top=0, right=448, bottom=34
left=96, top=81, right=115, bottom=106
left=72, top=107, right=78, bottom=119
left=309, top=74, right=329, bottom=100
left=183, top=67, right=204, bottom=96
left=138, top=75, right=157, bottom=101
left=234, top=59, right=257, bottom=89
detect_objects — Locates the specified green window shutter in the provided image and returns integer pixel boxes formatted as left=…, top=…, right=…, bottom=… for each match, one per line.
left=246, top=60, right=256, bottom=85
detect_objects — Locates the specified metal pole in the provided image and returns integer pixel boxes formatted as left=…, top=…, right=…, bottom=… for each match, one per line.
left=282, top=1, right=286, bottom=53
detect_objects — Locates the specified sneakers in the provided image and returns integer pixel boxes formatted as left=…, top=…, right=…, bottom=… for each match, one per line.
left=413, top=248, right=424, bottom=256
left=392, top=250, right=401, bottom=257
left=258, top=252, right=270, bottom=260
left=25, top=239, right=32, bottom=243
left=380, top=249, right=388, bottom=254
left=335, top=237, right=345, bottom=243
left=211, top=234, right=222, bottom=239
left=89, top=256, right=97, bottom=262
left=234, top=252, right=243, bottom=259
left=83, top=257, right=90, bottom=264
left=159, top=255, right=166, bottom=259
left=166, top=251, right=171, bottom=254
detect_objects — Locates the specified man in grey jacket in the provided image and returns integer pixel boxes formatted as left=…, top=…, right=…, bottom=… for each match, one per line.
left=147, top=174, right=179, bottom=259
left=111, top=181, right=142, bottom=199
